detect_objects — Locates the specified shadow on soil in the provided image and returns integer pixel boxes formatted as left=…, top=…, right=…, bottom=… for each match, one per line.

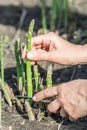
left=0, top=5, right=87, bottom=33
left=0, top=5, right=42, bottom=32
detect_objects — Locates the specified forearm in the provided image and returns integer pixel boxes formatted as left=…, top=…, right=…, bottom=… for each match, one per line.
left=48, top=43, right=87, bottom=65
left=73, top=44, right=87, bottom=65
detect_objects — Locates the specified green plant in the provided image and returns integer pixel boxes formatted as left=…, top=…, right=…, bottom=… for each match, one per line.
left=26, top=19, right=35, bottom=99
left=50, top=0, right=57, bottom=31
left=0, top=91, right=1, bottom=128
left=46, top=64, right=52, bottom=87
left=33, top=65, right=40, bottom=92
left=40, top=0, right=69, bottom=32
left=57, top=0, right=69, bottom=31
left=15, top=20, right=35, bottom=120
left=40, top=0, right=47, bottom=33
left=14, top=19, right=53, bottom=120
left=0, top=37, right=12, bottom=107
left=15, top=39, right=23, bottom=92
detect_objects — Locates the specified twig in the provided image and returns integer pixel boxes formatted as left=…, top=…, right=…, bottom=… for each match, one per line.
left=12, top=114, right=27, bottom=117
left=57, top=119, right=65, bottom=130
left=10, top=9, right=27, bottom=46
left=70, top=66, right=76, bottom=80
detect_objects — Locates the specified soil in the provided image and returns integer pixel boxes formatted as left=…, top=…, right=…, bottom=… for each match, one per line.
left=0, top=0, right=87, bottom=130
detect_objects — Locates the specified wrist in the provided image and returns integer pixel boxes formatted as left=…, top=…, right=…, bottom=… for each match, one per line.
left=74, top=44, right=87, bottom=65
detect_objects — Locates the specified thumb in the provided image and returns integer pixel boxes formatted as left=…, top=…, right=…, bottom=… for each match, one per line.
left=27, top=50, right=49, bottom=61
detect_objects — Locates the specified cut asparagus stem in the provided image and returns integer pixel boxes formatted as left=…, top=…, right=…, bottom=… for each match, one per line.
left=24, top=100, right=35, bottom=121
left=0, top=78, right=12, bottom=107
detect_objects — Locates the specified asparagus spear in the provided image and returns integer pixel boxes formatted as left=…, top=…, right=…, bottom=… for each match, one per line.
left=33, top=65, right=40, bottom=92
left=26, top=19, right=35, bottom=98
left=40, top=0, right=47, bottom=33
left=46, top=64, right=53, bottom=87
left=0, top=90, right=1, bottom=128
left=50, top=0, right=57, bottom=31
left=0, top=38, right=12, bottom=107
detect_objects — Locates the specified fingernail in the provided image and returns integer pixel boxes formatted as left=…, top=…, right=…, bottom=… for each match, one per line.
left=27, top=53, right=33, bottom=59
left=33, top=96, right=36, bottom=101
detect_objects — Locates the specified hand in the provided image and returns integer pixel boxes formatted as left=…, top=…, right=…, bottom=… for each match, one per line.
left=22, top=32, right=86, bottom=65
left=33, top=79, right=87, bottom=121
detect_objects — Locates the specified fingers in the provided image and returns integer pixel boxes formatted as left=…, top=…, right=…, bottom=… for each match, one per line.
left=27, top=50, right=49, bottom=61
left=22, top=45, right=51, bottom=62
left=48, top=100, right=68, bottom=118
left=69, top=116, right=75, bottom=122
left=48, top=99, right=61, bottom=113
left=33, top=86, right=59, bottom=102
left=22, top=46, right=36, bottom=65
left=60, top=108, right=68, bottom=118
left=31, top=34, right=52, bottom=49
left=22, top=46, right=26, bottom=59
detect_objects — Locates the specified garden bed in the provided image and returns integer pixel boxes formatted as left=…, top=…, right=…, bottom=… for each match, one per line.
left=1, top=1, right=87, bottom=130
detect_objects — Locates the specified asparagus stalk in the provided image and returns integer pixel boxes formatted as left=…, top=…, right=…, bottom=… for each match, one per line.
left=0, top=90, right=1, bottom=128
left=46, top=64, right=53, bottom=87
left=33, top=65, right=40, bottom=92
left=64, top=0, right=68, bottom=32
left=0, top=38, right=12, bottom=107
left=40, top=0, right=47, bottom=33
left=25, top=100, right=35, bottom=121
left=50, top=0, right=57, bottom=31
left=26, top=19, right=35, bottom=98
left=57, top=0, right=63, bottom=28
left=0, top=79, right=12, bottom=107
left=20, top=47, right=25, bottom=89
left=15, top=39, right=23, bottom=92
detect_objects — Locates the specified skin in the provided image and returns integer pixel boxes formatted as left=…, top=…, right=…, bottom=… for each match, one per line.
left=22, top=32, right=87, bottom=65
left=22, top=32, right=87, bottom=121
left=33, top=79, right=87, bottom=121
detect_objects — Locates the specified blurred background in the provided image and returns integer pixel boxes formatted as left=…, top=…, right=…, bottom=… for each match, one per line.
left=0, top=0, right=87, bottom=68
